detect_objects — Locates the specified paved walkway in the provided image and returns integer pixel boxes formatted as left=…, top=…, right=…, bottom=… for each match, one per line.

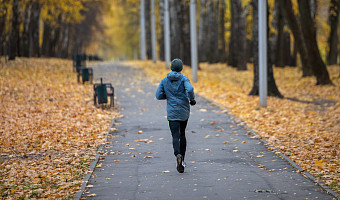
left=81, top=63, right=333, bottom=200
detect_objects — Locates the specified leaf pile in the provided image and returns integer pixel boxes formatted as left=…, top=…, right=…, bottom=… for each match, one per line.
left=0, top=58, right=120, bottom=199
left=128, top=60, right=340, bottom=193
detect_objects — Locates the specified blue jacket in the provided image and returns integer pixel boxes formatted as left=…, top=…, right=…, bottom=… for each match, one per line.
left=156, top=71, right=195, bottom=121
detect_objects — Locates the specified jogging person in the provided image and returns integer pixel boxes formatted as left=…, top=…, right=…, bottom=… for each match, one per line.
left=155, top=58, right=196, bottom=173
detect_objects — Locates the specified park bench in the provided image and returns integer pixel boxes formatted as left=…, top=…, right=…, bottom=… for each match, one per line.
left=93, top=78, right=114, bottom=107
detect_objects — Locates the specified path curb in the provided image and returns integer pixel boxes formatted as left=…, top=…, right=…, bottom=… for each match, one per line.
left=209, top=99, right=339, bottom=199
left=73, top=118, right=115, bottom=200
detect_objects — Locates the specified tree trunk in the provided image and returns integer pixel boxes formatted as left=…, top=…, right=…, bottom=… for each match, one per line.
left=280, top=0, right=313, bottom=76
left=169, top=0, right=191, bottom=65
left=42, top=22, right=52, bottom=57
left=228, top=0, right=236, bottom=67
left=29, top=1, right=40, bottom=57
left=0, top=0, right=9, bottom=56
left=50, top=15, right=62, bottom=57
left=218, top=0, right=226, bottom=62
left=298, top=0, right=333, bottom=85
left=178, top=0, right=191, bottom=65
left=145, top=0, right=152, bottom=59
left=249, top=0, right=283, bottom=98
left=282, top=31, right=291, bottom=66
left=21, top=2, right=32, bottom=57
left=158, top=0, right=165, bottom=61
left=9, top=0, right=20, bottom=60
left=198, top=0, right=208, bottom=62
left=206, top=0, right=218, bottom=63
left=228, top=0, right=247, bottom=70
left=290, top=40, right=298, bottom=66
left=249, top=0, right=259, bottom=95
left=327, top=0, right=340, bottom=65
left=272, top=0, right=285, bottom=67
left=169, top=0, right=181, bottom=60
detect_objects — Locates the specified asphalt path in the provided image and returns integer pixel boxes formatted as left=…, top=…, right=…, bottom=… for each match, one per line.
left=81, top=63, right=333, bottom=200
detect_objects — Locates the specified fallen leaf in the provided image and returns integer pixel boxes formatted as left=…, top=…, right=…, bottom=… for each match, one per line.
left=144, top=156, right=154, bottom=158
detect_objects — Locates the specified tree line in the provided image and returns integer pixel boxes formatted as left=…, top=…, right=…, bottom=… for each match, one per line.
left=1, top=0, right=338, bottom=90
left=0, top=0, right=105, bottom=61
left=138, top=0, right=337, bottom=89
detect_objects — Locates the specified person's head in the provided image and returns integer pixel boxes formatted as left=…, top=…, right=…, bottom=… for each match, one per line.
left=171, top=58, right=183, bottom=72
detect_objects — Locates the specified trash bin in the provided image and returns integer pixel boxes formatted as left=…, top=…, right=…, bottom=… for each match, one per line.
left=81, top=68, right=89, bottom=83
left=76, top=54, right=82, bottom=72
left=96, top=84, right=107, bottom=104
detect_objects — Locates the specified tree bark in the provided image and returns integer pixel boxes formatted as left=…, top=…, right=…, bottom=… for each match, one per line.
left=158, top=0, right=165, bottom=61
left=29, top=1, right=40, bottom=57
left=198, top=0, right=208, bottom=62
left=272, top=0, right=286, bottom=67
left=0, top=0, right=9, bottom=56
left=205, top=0, right=218, bottom=63
left=218, top=0, right=226, bottom=62
left=290, top=40, right=298, bottom=66
left=21, top=2, right=32, bottom=57
left=169, top=0, right=181, bottom=59
left=145, top=0, right=152, bottom=59
left=178, top=0, right=191, bottom=65
left=280, top=0, right=313, bottom=76
left=9, top=0, right=20, bottom=60
left=249, top=0, right=259, bottom=95
left=249, top=0, right=283, bottom=98
left=282, top=31, right=291, bottom=66
left=42, top=22, right=52, bottom=57
left=298, top=0, right=333, bottom=85
left=50, top=15, right=62, bottom=57
left=228, top=0, right=247, bottom=70
left=327, top=0, right=340, bottom=65
left=169, top=0, right=191, bottom=65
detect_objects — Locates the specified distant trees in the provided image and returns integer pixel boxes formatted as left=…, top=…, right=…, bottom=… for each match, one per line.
left=1, top=0, right=105, bottom=60
left=1, top=0, right=337, bottom=85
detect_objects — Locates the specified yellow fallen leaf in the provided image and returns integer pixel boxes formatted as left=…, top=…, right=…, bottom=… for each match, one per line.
left=144, top=156, right=154, bottom=158
left=315, top=160, right=324, bottom=167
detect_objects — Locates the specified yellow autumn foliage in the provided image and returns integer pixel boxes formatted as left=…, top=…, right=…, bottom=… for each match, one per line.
left=0, top=58, right=120, bottom=199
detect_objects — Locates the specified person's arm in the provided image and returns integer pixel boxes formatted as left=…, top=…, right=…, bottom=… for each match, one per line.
left=184, top=77, right=195, bottom=102
left=155, top=79, right=166, bottom=100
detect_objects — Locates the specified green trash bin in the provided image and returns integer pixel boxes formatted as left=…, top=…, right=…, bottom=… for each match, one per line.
left=81, top=68, right=89, bottom=83
left=96, top=84, right=107, bottom=104
left=76, top=54, right=82, bottom=72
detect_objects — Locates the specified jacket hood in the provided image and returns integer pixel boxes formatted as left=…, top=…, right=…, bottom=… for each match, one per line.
left=167, top=71, right=183, bottom=81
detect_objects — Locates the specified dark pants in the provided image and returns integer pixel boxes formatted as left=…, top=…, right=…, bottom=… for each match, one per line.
left=169, top=120, right=188, bottom=160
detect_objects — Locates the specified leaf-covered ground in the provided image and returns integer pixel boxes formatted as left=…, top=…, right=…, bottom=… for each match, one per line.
left=128, top=61, right=340, bottom=194
left=0, top=58, right=120, bottom=199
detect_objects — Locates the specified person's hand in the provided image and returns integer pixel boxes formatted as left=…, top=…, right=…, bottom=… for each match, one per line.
left=190, top=100, right=196, bottom=106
